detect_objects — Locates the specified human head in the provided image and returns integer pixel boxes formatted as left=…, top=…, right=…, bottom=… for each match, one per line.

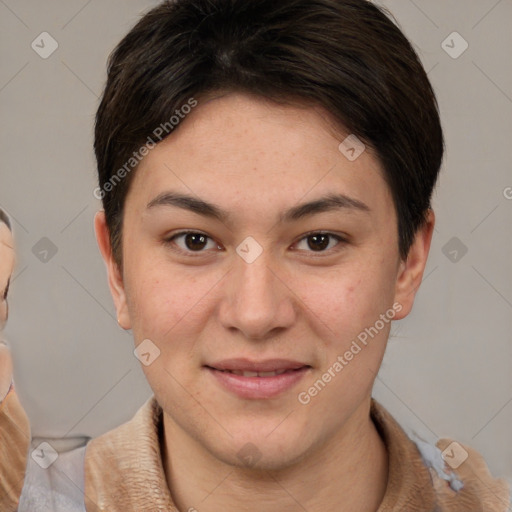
left=94, top=0, right=443, bottom=269
left=93, top=0, right=439, bottom=474
left=0, top=209, right=14, bottom=330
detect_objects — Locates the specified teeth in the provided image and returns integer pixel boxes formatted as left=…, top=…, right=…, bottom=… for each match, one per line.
left=225, top=369, right=291, bottom=377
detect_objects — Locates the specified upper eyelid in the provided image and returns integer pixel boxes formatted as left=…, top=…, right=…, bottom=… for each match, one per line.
left=167, top=231, right=221, bottom=253
left=167, top=230, right=346, bottom=252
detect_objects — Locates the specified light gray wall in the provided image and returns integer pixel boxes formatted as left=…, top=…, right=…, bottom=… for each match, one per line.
left=1, top=0, right=510, bottom=482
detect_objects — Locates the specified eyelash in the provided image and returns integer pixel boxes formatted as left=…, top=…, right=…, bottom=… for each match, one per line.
left=163, top=230, right=348, bottom=257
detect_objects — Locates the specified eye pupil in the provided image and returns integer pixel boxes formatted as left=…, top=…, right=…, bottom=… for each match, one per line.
left=185, top=233, right=207, bottom=251
left=308, top=234, right=329, bottom=251
left=175, top=232, right=339, bottom=254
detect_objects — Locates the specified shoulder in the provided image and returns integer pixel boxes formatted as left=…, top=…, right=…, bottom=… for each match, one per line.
left=0, top=384, right=30, bottom=511
left=370, top=398, right=510, bottom=511
left=84, top=395, right=161, bottom=473
left=83, top=396, right=172, bottom=510
left=428, top=437, right=511, bottom=512
left=18, top=444, right=87, bottom=512
left=410, top=432, right=510, bottom=511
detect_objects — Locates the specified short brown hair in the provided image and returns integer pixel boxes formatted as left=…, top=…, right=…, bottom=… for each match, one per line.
left=94, top=0, right=443, bottom=267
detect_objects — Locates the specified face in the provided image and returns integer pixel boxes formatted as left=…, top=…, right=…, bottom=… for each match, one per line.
left=0, top=223, right=14, bottom=330
left=96, top=92, right=433, bottom=470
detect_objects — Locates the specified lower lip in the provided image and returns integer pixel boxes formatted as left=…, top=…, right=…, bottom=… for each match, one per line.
left=206, top=366, right=310, bottom=399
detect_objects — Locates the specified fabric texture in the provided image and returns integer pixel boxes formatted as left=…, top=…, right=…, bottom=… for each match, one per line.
left=1, top=388, right=510, bottom=511
left=18, top=446, right=86, bottom=512
left=84, top=396, right=511, bottom=512
left=0, top=387, right=30, bottom=512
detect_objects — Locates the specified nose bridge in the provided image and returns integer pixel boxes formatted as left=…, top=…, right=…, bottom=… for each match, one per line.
left=220, top=242, right=295, bottom=339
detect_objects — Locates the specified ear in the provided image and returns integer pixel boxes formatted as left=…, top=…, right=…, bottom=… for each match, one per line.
left=393, top=209, right=435, bottom=320
left=94, top=211, right=131, bottom=330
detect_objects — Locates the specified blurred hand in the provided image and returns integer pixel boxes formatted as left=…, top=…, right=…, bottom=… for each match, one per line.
left=0, top=342, right=13, bottom=402
left=0, top=219, right=15, bottom=400
left=1, top=220, right=14, bottom=329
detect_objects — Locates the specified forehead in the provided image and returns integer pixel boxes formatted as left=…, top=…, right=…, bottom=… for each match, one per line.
left=128, top=93, right=393, bottom=220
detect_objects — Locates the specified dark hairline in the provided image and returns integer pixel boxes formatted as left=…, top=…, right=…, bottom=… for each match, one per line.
left=95, top=0, right=443, bottom=268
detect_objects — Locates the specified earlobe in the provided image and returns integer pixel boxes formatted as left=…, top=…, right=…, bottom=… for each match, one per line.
left=393, top=209, right=435, bottom=320
left=94, top=211, right=132, bottom=330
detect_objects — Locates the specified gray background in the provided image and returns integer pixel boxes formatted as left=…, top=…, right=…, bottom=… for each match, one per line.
left=1, top=0, right=511, bottom=485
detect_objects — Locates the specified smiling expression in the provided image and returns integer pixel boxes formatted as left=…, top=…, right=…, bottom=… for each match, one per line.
left=97, top=91, right=430, bottom=470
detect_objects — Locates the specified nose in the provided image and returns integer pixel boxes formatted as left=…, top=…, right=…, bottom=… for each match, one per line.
left=218, top=247, right=297, bottom=341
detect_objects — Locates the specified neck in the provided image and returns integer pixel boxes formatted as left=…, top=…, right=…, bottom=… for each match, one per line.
left=162, top=397, right=388, bottom=512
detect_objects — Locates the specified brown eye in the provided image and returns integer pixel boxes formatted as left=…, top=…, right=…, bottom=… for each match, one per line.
left=307, top=234, right=330, bottom=251
left=166, top=231, right=219, bottom=253
left=183, top=233, right=208, bottom=251
left=294, top=232, right=345, bottom=253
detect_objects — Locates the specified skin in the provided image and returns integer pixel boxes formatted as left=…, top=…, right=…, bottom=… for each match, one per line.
left=0, top=222, right=15, bottom=401
left=95, top=92, right=434, bottom=511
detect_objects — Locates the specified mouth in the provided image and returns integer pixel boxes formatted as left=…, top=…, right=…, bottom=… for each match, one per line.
left=204, top=359, right=311, bottom=399
left=211, top=368, right=298, bottom=377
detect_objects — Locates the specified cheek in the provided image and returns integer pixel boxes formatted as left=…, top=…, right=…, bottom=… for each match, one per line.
left=295, top=261, right=396, bottom=342
left=124, top=258, right=217, bottom=344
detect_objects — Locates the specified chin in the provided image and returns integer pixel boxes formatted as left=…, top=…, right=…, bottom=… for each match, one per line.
left=211, top=429, right=314, bottom=473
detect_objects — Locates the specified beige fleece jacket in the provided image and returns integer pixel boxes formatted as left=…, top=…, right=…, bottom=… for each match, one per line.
left=1, top=387, right=510, bottom=511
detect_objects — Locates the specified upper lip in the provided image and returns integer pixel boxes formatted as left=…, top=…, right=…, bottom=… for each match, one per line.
left=206, top=358, right=310, bottom=372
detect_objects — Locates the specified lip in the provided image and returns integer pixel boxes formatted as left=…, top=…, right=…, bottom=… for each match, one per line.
left=205, top=359, right=311, bottom=399
left=207, top=358, right=307, bottom=372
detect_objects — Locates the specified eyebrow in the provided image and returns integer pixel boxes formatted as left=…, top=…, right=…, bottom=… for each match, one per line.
left=146, top=191, right=370, bottom=224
